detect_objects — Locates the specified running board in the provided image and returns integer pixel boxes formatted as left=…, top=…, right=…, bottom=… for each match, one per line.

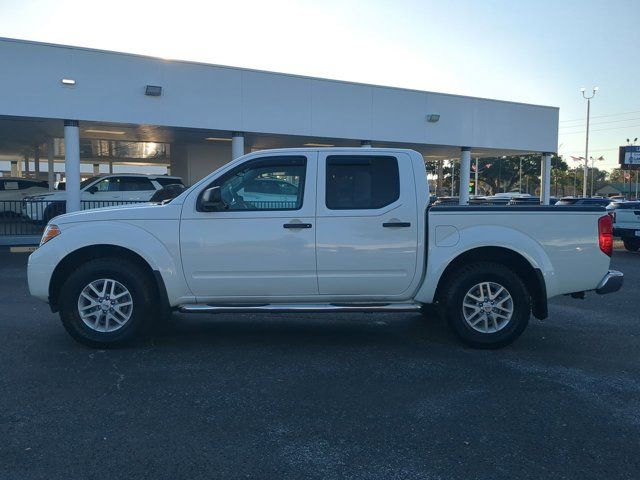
left=177, top=303, right=422, bottom=314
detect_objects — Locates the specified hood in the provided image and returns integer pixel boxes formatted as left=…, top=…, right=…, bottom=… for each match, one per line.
left=25, top=192, right=61, bottom=200
left=53, top=202, right=182, bottom=225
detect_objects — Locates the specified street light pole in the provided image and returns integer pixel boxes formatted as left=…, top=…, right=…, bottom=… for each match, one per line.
left=580, top=86, right=598, bottom=197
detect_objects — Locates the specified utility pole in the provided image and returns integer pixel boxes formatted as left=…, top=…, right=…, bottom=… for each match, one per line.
left=581, top=86, right=598, bottom=197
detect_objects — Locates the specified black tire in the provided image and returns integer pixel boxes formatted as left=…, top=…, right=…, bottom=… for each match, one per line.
left=440, top=262, right=530, bottom=349
left=43, top=202, right=66, bottom=224
left=623, top=238, right=640, bottom=252
left=58, top=257, right=158, bottom=348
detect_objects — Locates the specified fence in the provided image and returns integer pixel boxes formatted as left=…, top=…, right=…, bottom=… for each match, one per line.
left=1, top=199, right=300, bottom=238
left=0, top=200, right=147, bottom=237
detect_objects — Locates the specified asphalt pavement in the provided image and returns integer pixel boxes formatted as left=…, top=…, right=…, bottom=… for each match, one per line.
left=1, top=247, right=639, bottom=480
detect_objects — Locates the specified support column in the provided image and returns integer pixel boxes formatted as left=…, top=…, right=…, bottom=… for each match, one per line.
left=459, top=147, right=471, bottom=205
left=64, top=120, right=81, bottom=213
left=47, top=138, right=55, bottom=191
left=23, top=153, right=30, bottom=178
left=34, top=146, right=41, bottom=179
left=10, top=161, right=18, bottom=177
left=93, top=163, right=100, bottom=175
left=436, top=159, right=443, bottom=196
left=231, top=132, right=245, bottom=159
left=108, top=161, right=114, bottom=174
left=540, top=152, right=552, bottom=205
left=360, top=140, right=372, bottom=148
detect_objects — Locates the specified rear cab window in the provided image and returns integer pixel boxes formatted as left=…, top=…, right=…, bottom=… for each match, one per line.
left=325, top=155, right=400, bottom=210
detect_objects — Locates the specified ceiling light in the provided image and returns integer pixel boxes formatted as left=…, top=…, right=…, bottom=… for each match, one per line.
left=61, top=78, right=76, bottom=85
left=426, top=114, right=440, bottom=123
left=205, top=137, right=232, bottom=142
left=84, top=129, right=126, bottom=135
left=304, top=143, right=334, bottom=147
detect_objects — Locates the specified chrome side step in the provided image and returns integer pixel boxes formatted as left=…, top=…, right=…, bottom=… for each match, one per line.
left=177, top=303, right=422, bottom=314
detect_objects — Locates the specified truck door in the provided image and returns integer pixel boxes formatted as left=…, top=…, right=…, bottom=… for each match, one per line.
left=180, top=153, right=318, bottom=299
left=316, top=152, right=419, bottom=297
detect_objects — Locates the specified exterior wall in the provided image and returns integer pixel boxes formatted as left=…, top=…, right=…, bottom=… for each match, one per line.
left=0, top=38, right=558, bottom=153
left=171, top=142, right=232, bottom=186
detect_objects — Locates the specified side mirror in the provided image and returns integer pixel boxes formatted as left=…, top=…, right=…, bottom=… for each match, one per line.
left=201, top=186, right=224, bottom=211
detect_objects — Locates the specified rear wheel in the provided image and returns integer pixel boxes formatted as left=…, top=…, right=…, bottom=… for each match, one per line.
left=440, top=262, right=530, bottom=349
left=623, top=238, right=640, bottom=252
left=59, top=258, right=158, bottom=348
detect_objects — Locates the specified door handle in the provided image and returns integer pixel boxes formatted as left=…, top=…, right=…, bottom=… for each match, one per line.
left=283, top=223, right=312, bottom=229
left=383, top=222, right=411, bottom=228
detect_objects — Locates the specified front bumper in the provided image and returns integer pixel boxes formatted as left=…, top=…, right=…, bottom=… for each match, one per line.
left=595, top=270, right=624, bottom=295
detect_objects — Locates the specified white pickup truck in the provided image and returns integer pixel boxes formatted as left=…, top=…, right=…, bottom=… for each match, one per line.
left=609, top=201, right=640, bottom=251
left=28, top=148, right=623, bottom=349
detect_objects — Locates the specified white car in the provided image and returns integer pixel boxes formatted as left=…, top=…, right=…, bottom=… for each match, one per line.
left=28, top=148, right=623, bottom=349
left=235, top=177, right=299, bottom=206
left=609, top=200, right=640, bottom=251
left=23, top=174, right=183, bottom=223
left=0, top=177, right=49, bottom=215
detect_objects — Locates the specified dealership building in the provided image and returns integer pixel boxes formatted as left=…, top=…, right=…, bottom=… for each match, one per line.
left=0, top=36, right=559, bottom=214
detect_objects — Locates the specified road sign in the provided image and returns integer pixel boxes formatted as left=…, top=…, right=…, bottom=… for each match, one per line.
left=619, top=146, right=640, bottom=170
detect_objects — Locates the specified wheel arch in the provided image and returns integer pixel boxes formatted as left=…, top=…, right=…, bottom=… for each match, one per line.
left=48, top=244, right=169, bottom=313
left=432, top=246, right=548, bottom=320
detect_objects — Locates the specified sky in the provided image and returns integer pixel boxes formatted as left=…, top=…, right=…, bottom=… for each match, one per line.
left=1, top=0, right=639, bottom=171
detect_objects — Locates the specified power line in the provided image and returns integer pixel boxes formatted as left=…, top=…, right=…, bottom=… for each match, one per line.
left=559, top=123, right=640, bottom=135
left=559, top=109, right=640, bottom=123
left=559, top=117, right=640, bottom=130
left=560, top=147, right=620, bottom=154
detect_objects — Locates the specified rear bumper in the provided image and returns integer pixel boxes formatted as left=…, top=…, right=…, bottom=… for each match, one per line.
left=595, top=270, right=624, bottom=295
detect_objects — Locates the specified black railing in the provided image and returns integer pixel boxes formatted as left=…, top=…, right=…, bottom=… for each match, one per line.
left=0, top=200, right=147, bottom=237
left=1, top=199, right=300, bottom=237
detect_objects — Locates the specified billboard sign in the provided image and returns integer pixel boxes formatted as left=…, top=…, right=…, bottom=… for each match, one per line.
left=619, top=145, right=640, bottom=170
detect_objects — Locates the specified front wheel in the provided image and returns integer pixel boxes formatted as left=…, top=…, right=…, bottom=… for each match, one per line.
left=440, top=262, right=530, bottom=349
left=623, top=238, right=640, bottom=252
left=59, top=258, right=158, bottom=348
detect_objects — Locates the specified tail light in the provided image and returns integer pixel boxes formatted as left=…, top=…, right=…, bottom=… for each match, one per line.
left=598, top=215, right=613, bottom=257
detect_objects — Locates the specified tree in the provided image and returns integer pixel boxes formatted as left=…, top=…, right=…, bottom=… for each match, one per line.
left=474, top=154, right=567, bottom=195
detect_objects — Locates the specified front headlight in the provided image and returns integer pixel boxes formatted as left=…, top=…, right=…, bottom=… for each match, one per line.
left=40, top=224, right=61, bottom=246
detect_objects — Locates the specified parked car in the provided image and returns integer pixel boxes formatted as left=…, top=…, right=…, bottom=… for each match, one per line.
left=28, top=148, right=623, bottom=349
left=23, top=174, right=184, bottom=223
left=0, top=177, right=48, bottom=216
left=506, top=196, right=559, bottom=205
left=609, top=201, right=640, bottom=251
left=555, top=197, right=613, bottom=207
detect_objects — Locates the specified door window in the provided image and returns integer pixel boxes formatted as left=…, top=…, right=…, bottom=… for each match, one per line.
left=120, top=177, right=155, bottom=191
left=92, top=178, right=121, bottom=192
left=326, top=155, right=399, bottom=209
left=205, top=156, right=306, bottom=211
